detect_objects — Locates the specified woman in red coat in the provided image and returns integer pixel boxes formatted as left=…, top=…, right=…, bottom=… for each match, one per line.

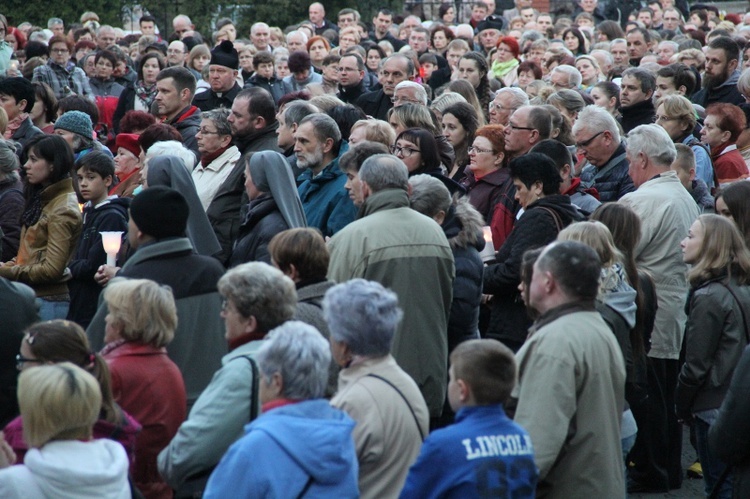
left=101, top=278, right=186, bottom=499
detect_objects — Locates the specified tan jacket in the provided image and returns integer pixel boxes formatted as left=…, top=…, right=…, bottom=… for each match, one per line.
left=0, top=178, right=82, bottom=297
left=330, top=355, right=429, bottom=499
left=513, top=307, right=626, bottom=498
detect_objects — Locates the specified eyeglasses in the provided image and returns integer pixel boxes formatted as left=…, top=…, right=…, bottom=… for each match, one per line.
left=653, top=115, right=678, bottom=123
left=221, top=299, right=229, bottom=312
left=167, top=49, right=186, bottom=54
left=575, top=130, right=605, bottom=150
left=468, top=145, right=494, bottom=154
left=390, top=145, right=419, bottom=157
left=198, top=128, right=224, bottom=135
left=52, top=48, right=69, bottom=54
left=16, top=354, right=39, bottom=371
left=508, top=123, right=535, bottom=132
left=489, top=102, right=508, bottom=112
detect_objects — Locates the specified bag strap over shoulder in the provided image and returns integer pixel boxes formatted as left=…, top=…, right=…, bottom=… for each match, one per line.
left=720, top=282, right=750, bottom=344
left=366, top=373, right=426, bottom=441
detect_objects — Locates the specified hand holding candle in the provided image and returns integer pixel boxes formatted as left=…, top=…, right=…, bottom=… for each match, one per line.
left=100, top=231, right=123, bottom=267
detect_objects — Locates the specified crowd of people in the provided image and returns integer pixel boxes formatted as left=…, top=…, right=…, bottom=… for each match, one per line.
left=3, top=0, right=750, bottom=497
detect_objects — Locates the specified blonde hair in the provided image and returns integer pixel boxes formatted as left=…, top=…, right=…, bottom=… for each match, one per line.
left=104, top=279, right=178, bottom=347
left=688, top=214, right=750, bottom=286
left=655, top=94, right=695, bottom=135
left=349, top=119, right=397, bottom=147
left=0, top=106, right=7, bottom=135
left=19, top=363, right=101, bottom=448
left=558, top=221, right=623, bottom=268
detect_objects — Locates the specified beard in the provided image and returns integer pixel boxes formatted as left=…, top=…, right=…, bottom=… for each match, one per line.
left=703, top=67, right=730, bottom=90
left=297, top=145, right=325, bottom=170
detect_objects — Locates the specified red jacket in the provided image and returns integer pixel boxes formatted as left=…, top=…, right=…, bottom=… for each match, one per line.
left=712, top=143, right=749, bottom=185
left=103, top=341, right=186, bottom=499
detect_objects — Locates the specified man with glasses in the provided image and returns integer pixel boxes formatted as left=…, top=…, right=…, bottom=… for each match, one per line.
left=392, top=81, right=428, bottom=107
left=662, top=7, right=683, bottom=32
left=574, top=105, right=635, bottom=201
left=337, top=54, right=367, bottom=104
left=356, top=54, right=414, bottom=120
left=166, top=40, right=188, bottom=67
left=490, top=88, right=529, bottom=126
left=504, top=106, right=552, bottom=161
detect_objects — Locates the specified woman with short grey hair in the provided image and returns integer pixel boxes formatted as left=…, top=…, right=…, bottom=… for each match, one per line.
left=326, top=279, right=430, bottom=499
left=204, top=321, right=359, bottom=497
left=0, top=139, right=23, bottom=261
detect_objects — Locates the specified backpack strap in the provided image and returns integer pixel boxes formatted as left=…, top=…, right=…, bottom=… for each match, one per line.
left=366, top=373, right=426, bottom=441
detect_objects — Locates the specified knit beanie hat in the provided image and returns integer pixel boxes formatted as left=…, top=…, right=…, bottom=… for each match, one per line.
left=210, top=40, right=239, bottom=70
left=476, top=15, right=506, bottom=34
left=54, top=111, right=94, bottom=139
left=116, top=133, right=141, bottom=158
left=130, top=186, right=189, bottom=239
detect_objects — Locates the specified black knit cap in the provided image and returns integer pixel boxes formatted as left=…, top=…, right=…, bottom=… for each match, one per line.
left=210, top=40, right=239, bottom=70
left=130, top=186, right=189, bottom=239
left=476, top=15, right=506, bottom=33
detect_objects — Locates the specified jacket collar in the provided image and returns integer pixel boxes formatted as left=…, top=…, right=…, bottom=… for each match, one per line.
left=121, top=237, right=194, bottom=271
left=41, top=178, right=74, bottom=203
left=360, top=188, right=409, bottom=219
left=529, top=300, right=597, bottom=335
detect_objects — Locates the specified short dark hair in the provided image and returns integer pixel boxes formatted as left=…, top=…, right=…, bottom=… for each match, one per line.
left=236, top=87, right=276, bottom=124
left=622, top=67, right=656, bottom=95
left=137, top=52, right=165, bottom=81
left=509, top=152, right=562, bottom=195
left=288, top=50, right=312, bottom=73
left=57, top=95, right=98, bottom=127
left=76, top=150, right=115, bottom=179
left=536, top=241, right=602, bottom=301
left=629, top=26, right=651, bottom=43
left=268, top=228, right=329, bottom=280
left=138, top=123, right=183, bottom=153
left=140, top=15, right=156, bottom=26
left=397, top=128, right=441, bottom=173
left=0, top=77, right=35, bottom=112
left=530, top=139, right=572, bottom=172
left=527, top=107, right=552, bottom=140
left=24, top=41, right=49, bottom=60
left=656, top=63, right=697, bottom=96
left=253, top=50, right=274, bottom=67
left=94, top=49, right=117, bottom=68
left=24, top=135, right=74, bottom=187
left=450, top=339, right=517, bottom=405
left=340, top=140, right=389, bottom=172
left=708, top=36, right=740, bottom=63
left=341, top=53, right=365, bottom=71
left=156, top=66, right=197, bottom=97
left=376, top=8, right=393, bottom=17
left=322, top=54, right=341, bottom=67
left=327, top=104, right=366, bottom=141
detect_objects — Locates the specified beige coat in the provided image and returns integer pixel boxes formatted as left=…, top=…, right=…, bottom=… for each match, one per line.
left=619, top=170, right=700, bottom=359
left=513, top=307, right=626, bottom=498
left=330, top=355, right=429, bottom=499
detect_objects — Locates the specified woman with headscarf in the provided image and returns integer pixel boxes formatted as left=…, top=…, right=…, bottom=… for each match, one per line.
left=229, top=151, right=306, bottom=267
left=143, top=155, right=222, bottom=258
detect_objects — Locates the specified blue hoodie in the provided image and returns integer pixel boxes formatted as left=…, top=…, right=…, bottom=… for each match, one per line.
left=204, top=399, right=359, bottom=498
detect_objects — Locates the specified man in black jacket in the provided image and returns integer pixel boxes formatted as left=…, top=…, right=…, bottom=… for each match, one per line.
left=193, top=40, right=242, bottom=112
left=355, top=54, right=413, bottom=120
left=619, top=68, right=656, bottom=134
left=155, top=66, right=202, bottom=159
left=337, top=54, right=367, bottom=105
left=691, top=36, right=745, bottom=108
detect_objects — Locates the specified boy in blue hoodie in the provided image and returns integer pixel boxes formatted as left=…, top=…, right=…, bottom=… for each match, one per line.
left=67, top=151, right=129, bottom=328
left=400, top=339, right=538, bottom=498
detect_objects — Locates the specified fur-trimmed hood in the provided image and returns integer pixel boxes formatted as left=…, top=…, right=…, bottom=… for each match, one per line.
left=444, top=195, right=485, bottom=251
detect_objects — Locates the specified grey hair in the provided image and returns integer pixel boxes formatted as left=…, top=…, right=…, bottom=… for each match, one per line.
left=201, top=108, right=232, bottom=137
left=146, top=140, right=197, bottom=170
left=572, top=105, right=620, bottom=143
left=322, top=279, right=403, bottom=357
left=283, top=101, right=318, bottom=126
left=590, top=49, right=613, bottom=67
left=47, top=17, right=63, bottom=28
left=658, top=40, right=679, bottom=52
left=520, top=30, right=542, bottom=47
left=547, top=89, right=585, bottom=114
left=298, top=113, right=341, bottom=144
left=496, top=87, right=530, bottom=109
left=286, top=30, right=308, bottom=44
left=395, top=81, right=428, bottom=105
left=627, top=124, right=676, bottom=168
left=551, top=65, right=582, bottom=88
left=251, top=22, right=269, bottom=35
left=409, top=174, right=451, bottom=218
left=0, top=139, right=20, bottom=181
left=359, top=154, right=409, bottom=192
left=430, top=92, right=467, bottom=115
left=256, top=321, right=330, bottom=399
left=217, top=262, right=297, bottom=333
left=611, top=37, right=627, bottom=47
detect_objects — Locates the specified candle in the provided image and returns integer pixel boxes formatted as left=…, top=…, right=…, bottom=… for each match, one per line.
left=480, top=226, right=496, bottom=263
left=100, top=231, right=123, bottom=267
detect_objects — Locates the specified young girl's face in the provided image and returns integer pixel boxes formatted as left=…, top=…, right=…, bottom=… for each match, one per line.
left=680, top=219, right=704, bottom=265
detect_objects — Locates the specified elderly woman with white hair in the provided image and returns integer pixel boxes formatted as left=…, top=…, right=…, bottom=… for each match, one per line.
left=325, top=279, right=429, bottom=499
left=0, top=363, right=132, bottom=498
left=204, top=321, right=358, bottom=498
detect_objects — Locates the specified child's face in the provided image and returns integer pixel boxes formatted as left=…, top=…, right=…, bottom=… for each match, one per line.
left=77, top=169, right=111, bottom=203
left=421, top=62, right=436, bottom=80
